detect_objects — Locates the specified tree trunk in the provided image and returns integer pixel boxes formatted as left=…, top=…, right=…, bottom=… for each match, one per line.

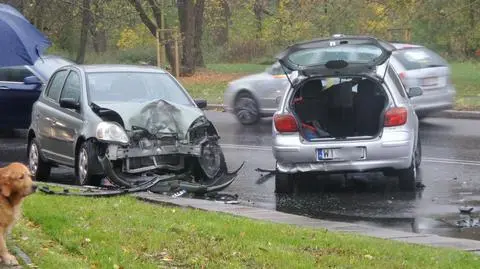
left=127, top=0, right=177, bottom=72
left=178, top=0, right=196, bottom=75
left=76, top=0, right=91, bottom=64
left=194, top=0, right=206, bottom=67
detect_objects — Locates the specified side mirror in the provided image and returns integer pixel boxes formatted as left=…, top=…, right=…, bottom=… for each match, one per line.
left=408, top=87, right=423, bottom=98
left=59, top=98, right=80, bottom=110
left=194, top=99, right=207, bottom=109
left=24, top=75, right=42, bottom=86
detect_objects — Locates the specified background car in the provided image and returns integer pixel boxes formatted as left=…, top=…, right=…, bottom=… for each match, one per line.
left=272, top=36, right=423, bottom=194
left=223, top=61, right=291, bottom=125
left=0, top=55, right=73, bottom=130
left=389, top=43, right=456, bottom=118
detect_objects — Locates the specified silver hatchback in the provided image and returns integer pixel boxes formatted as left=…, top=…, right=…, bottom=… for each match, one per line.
left=271, top=36, right=423, bottom=193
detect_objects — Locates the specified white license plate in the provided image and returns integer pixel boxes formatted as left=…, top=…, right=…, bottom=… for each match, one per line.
left=316, top=147, right=365, bottom=161
left=423, top=77, right=438, bottom=86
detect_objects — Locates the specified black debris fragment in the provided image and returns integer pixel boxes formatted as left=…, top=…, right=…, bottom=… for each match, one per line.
left=255, top=167, right=276, bottom=185
left=459, top=207, right=474, bottom=214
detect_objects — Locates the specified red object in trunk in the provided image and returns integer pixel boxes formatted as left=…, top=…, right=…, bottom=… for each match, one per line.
left=384, top=107, right=408, bottom=127
left=274, top=114, right=298, bottom=132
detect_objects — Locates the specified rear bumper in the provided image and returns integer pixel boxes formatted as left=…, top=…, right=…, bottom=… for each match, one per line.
left=273, top=130, right=414, bottom=174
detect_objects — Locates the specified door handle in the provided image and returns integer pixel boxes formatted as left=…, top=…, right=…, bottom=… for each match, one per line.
left=0, top=86, right=9, bottom=90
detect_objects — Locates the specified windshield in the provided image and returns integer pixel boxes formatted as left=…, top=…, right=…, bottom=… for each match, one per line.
left=33, top=57, right=72, bottom=79
left=287, top=44, right=384, bottom=67
left=86, top=72, right=193, bottom=106
left=393, top=47, right=448, bottom=70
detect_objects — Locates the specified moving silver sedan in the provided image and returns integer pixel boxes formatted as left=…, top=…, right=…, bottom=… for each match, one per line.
left=272, top=36, right=423, bottom=194
left=390, top=43, right=456, bottom=118
left=223, top=62, right=291, bottom=125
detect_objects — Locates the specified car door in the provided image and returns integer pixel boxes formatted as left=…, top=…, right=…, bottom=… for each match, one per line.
left=0, top=66, right=43, bottom=129
left=50, top=70, right=84, bottom=165
left=256, top=62, right=291, bottom=113
left=35, top=69, right=69, bottom=163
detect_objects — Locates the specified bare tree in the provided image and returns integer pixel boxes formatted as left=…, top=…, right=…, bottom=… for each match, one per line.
left=76, top=0, right=91, bottom=63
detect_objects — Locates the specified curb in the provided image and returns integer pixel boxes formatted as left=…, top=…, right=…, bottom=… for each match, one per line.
left=134, top=192, right=480, bottom=255
left=206, top=104, right=480, bottom=120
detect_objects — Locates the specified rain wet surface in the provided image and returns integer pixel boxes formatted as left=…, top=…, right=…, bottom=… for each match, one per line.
left=3, top=112, right=480, bottom=242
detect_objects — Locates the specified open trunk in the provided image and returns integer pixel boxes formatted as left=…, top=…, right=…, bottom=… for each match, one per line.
left=291, top=76, right=388, bottom=140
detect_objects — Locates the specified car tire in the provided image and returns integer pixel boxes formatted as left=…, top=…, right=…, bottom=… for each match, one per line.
left=397, top=151, right=417, bottom=192
left=275, top=172, right=295, bottom=194
left=415, top=138, right=422, bottom=168
left=28, top=138, right=51, bottom=181
left=75, top=140, right=103, bottom=186
left=234, top=92, right=260, bottom=125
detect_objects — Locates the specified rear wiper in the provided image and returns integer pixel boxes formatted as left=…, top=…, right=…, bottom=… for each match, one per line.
left=426, top=64, right=444, bottom=68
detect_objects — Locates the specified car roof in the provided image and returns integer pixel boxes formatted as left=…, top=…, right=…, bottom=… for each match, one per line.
left=390, top=43, right=424, bottom=50
left=78, top=64, right=168, bottom=74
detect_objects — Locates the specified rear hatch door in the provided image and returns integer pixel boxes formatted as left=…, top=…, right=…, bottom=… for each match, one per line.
left=275, top=35, right=396, bottom=77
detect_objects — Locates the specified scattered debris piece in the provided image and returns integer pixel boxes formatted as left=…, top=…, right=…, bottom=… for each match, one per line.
left=255, top=167, right=276, bottom=184
left=459, top=207, right=474, bottom=214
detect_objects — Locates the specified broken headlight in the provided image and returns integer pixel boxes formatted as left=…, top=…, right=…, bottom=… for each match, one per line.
left=96, top=121, right=129, bottom=145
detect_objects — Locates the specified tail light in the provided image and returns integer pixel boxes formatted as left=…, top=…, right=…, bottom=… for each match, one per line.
left=274, top=114, right=298, bottom=132
left=384, top=107, right=408, bottom=127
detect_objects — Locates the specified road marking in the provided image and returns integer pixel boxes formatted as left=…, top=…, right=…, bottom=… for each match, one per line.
left=220, top=143, right=480, bottom=167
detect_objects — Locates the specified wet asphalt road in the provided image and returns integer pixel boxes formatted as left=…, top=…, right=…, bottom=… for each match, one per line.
left=2, top=111, right=480, bottom=241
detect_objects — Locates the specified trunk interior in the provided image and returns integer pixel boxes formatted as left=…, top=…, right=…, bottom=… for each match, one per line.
left=291, top=77, right=388, bottom=140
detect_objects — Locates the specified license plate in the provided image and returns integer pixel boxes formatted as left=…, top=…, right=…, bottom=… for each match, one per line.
left=423, top=77, right=438, bottom=86
left=316, top=147, right=365, bottom=161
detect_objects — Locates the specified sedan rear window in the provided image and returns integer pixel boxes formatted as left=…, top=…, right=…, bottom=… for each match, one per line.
left=86, top=72, right=193, bottom=106
left=393, top=47, right=448, bottom=70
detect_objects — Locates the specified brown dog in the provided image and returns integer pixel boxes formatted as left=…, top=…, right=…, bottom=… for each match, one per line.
left=0, top=162, right=37, bottom=265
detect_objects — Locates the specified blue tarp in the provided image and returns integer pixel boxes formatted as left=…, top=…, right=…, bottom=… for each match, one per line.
left=0, top=4, right=51, bottom=67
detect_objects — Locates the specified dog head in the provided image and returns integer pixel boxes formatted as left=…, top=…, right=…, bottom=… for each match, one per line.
left=0, top=162, right=37, bottom=199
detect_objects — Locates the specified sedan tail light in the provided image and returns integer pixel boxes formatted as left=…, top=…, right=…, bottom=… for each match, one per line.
left=384, top=107, right=408, bottom=127
left=274, top=114, right=298, bottom=132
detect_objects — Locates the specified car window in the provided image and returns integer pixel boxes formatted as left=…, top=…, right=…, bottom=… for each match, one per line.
left=46, top=70, right=68, bottom=102
left=388, top=66, right=407, bottom=98
left=86, top=72, right=193, bottom=106
left=0, top=66, right=34, bottom=82
left=60, top=71, right=81, bottom=103
left=393, top=47, right=448, bottom=70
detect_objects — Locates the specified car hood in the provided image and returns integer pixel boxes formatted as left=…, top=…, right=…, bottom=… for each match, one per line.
left=94, top=100, right=205, bottom=140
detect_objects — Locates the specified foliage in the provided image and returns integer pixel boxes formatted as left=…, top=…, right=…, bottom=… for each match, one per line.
left=11, top=193, right=480, bottom=268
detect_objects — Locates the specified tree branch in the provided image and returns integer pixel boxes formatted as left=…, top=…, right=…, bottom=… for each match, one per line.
left=126, top=0, right=157, bottom=36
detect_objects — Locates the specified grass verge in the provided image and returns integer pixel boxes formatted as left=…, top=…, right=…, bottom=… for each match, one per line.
left=10, top=193, right=480, bottom=268
left=182, top=62, right=480, bottom=110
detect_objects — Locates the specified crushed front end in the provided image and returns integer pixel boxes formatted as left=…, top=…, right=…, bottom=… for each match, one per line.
left=93, top=99, right=241, bottom=192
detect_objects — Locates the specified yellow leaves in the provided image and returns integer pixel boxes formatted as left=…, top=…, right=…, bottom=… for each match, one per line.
left=116, top=25, right=155, bottom=50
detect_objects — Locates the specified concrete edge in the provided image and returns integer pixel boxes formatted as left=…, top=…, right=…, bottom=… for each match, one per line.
left=134, top=192, right=480, bottom=255
left=205, top=104, right=480, bottom=120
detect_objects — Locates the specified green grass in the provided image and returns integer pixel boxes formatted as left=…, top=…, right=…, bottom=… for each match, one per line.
left=450, top=62, right=480, bottom=110
left=10, top=193, right=480, bottom=268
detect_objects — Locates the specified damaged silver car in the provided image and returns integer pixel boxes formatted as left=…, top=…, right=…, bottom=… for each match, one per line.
left=27, top=65, right=238, bottom=190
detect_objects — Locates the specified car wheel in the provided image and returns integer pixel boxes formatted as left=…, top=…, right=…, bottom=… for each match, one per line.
left=28, top=138, right=51, bottom=180
left=415, top=138, right=422, bottom=168
left=75, top=140, right=103, bottom=186
left=234, top=92, right=260, bottom=125
left=397, top=153, right=417, bottom=191
left=275, top=172, right=295, bottom=194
